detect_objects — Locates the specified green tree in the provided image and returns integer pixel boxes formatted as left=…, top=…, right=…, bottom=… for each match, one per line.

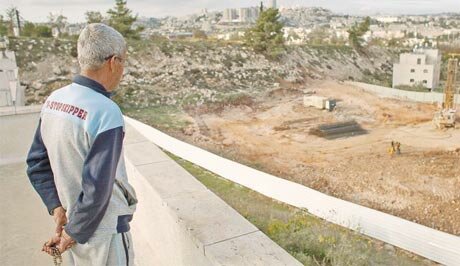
left=244, top=8, right=284, bottom=58
left=35, top=25, right=52, bottom=37
left=0, top=15, right=8, bottom=36
left=21, top=22, right=52, bottom=38
left=85, top=11, right=103, bottom=24
left=107, top=0, right=143, bottom=39
left=193, top=29, right=207, bottom=39
left=347, top=16, right=370, bottom=49
left=5, top=7, right=17, bottom=36
left=21, top=22, right=36, bottom=37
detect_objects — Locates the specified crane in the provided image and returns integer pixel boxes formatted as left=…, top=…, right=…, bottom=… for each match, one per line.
left=433, top=54, right=459, bottom=129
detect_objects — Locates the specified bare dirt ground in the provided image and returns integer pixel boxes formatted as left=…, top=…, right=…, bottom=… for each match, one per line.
left=180, top=80, right=460, bottom=235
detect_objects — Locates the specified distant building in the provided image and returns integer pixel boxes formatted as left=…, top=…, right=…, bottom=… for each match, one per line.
left=373, top=16, right=399, bottom=23
left=393, top=49, right=442, bottom=90
left=368, top=25, right=405, bottom=40
left=248, top=7, right=260, bottom=21
left=239, top=8, right=250, bottom=22
left=222, top=7, right=259, bottom=23
left=238, top=7, right=260, bottom=23
left=269, top=0, right=277, bottom=9
left=222, top=8, right=238, bottom=22
left=0, top=46, right=25, bottom=107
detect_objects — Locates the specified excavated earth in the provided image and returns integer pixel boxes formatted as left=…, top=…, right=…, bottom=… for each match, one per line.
left=179, top=80, right=460, bottom=235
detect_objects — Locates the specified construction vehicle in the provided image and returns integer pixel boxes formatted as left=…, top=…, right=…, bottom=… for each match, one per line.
left=433, top=55, right=459, bottom=129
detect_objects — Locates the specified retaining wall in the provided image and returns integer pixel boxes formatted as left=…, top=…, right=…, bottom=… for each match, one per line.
left=346, top=81, right=460, bottom=105
left=126, top=116, right=460, bottom=266
left=124, top=124, right=301, bottom=266
left=0, top=106, right=42, bottom=165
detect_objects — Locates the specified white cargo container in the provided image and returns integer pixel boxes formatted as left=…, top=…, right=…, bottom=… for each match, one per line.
left=303, top=95, right=327, bottom=109
left=303, top=95, right=336, bottom=111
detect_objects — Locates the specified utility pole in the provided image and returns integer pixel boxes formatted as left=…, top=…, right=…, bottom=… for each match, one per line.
left=15, top=9, right=21, bottom=36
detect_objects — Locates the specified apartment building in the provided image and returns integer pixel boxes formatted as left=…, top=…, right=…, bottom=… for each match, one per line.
left=393, top=49, right=442, bottom=90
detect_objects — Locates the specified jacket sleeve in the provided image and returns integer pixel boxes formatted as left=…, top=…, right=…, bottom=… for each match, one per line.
left=26, top=119, right=62, bottom=215
left=64, top=126, right=124, bottom=244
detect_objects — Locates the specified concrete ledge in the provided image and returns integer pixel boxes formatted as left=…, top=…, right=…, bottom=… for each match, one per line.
left=0, top=106, right=41, bottom=165
left=0, top=105, right=42, bottom=116
left=124, top=123, right=301, bottom=266
left=125, top=116, right=460, bottom=266
left=346, top=81, right=460, bottom=105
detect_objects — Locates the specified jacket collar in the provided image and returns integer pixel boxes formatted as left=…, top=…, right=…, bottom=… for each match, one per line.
left=73, top=75, right=112, bottom=98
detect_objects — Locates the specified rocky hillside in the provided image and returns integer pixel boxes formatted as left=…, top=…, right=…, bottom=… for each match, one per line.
left=9, top=37, right=399, bottom=108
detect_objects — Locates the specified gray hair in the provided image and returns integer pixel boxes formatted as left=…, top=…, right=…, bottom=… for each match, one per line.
left=77, top=23, right=126, bottom=71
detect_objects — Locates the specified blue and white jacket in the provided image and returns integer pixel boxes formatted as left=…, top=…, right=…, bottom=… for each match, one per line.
left=26, top=75, right=137, bottom=244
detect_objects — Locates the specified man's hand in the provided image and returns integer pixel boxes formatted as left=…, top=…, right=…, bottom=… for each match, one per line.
left=52, top=206, right=67, bottom=237
left=42, top=235, right=61, bottom=255
left=57, top=229, right=76, bottom=254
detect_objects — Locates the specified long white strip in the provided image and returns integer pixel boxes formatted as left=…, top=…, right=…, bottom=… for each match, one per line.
left=346, top=81, right=460, bottom=105
left=125, top=116, right=460, bottom=266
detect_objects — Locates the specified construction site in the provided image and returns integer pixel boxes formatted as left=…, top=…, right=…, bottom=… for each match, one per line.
left=3, top=31, right=460, bottom=263
left=177, top=67, right=460, bottom=236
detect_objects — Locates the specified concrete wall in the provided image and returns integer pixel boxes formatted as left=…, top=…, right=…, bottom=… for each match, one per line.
left=124, top=124, right=301, bottom=266
left=0, top=50, right=25, bottom=106
left=347, top=81, right=460, bottom=105
left=125, top=116, right=460, bottom=266
left=0, top=106, right=42, bottom=165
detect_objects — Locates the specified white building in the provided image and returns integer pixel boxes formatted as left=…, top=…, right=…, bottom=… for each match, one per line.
left=373, top=16, right=399, bottom=23
left=393, top=49, right=442, bottom=90
left=269, top=0, right=277, bottom=8
left=223, top=7, right=259, bottom=23
left=239, top=7, right=259, bottom=23
left=222, top=9, right=238, bottom=22
left=0, top=48, right=25, bottom=107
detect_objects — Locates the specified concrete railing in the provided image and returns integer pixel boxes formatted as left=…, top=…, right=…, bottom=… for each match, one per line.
left=0, top=106, right=42, bottom=165
left=346, top=81, right=460, bottom=105
left=125, top=116, right=460, bottom=266
left=124, top=123, right=301, bottom=266
left=0, top=105, right=300, bottom=265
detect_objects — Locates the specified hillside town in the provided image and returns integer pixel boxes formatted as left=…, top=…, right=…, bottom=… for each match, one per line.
left=2, top=1, right=460, bottom=48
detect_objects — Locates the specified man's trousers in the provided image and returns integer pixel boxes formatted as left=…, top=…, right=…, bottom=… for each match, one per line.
left=66, top=232, right=134, bottom=266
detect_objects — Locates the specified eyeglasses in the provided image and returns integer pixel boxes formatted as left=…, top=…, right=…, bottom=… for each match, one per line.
left=104, top=54, right=125, bottom=64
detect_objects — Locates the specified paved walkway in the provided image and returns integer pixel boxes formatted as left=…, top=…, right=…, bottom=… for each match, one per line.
left=0, top=163, right=57, bottom=266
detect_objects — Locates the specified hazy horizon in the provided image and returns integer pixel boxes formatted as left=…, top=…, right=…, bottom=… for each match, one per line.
left=3, top=0, right=460, bottom=23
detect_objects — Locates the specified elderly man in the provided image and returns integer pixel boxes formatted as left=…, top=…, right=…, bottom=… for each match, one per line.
left=26, top=23, right=137, bottom=266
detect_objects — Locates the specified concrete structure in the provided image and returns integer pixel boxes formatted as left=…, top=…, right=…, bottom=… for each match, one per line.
left=269, top=0, right=277, bottom=9
left=222, top=8, right=238, bottom=22
left=0, top=106, right=301, bottom=266
left=0, top=47, right=25, bottom=107
left=126, top=116, right=460, bottom=266
left=303, top=95, right=336, bottom=111
left=393, top=49, right=442, bottom=90
left=372, top=16, right=399, bottom=23
left=347, top=81, right=460, bottom=106
left=304, top=95, right=326, bottom=109
left=222, top=7, right=259, bottom=23
left=239, top=8, right=251, bottom=22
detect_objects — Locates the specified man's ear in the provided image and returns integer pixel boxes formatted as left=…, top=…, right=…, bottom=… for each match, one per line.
left=109, top=57, right=117, bottom=73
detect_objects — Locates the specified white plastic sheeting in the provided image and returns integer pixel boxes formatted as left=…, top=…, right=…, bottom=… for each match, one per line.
left=346, top=81, right=460, bottom=106
left=125, top=116, right=460, bottom=266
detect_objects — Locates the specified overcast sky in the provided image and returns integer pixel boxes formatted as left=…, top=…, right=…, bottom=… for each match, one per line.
left=2, top=0, right=459, bottom=23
